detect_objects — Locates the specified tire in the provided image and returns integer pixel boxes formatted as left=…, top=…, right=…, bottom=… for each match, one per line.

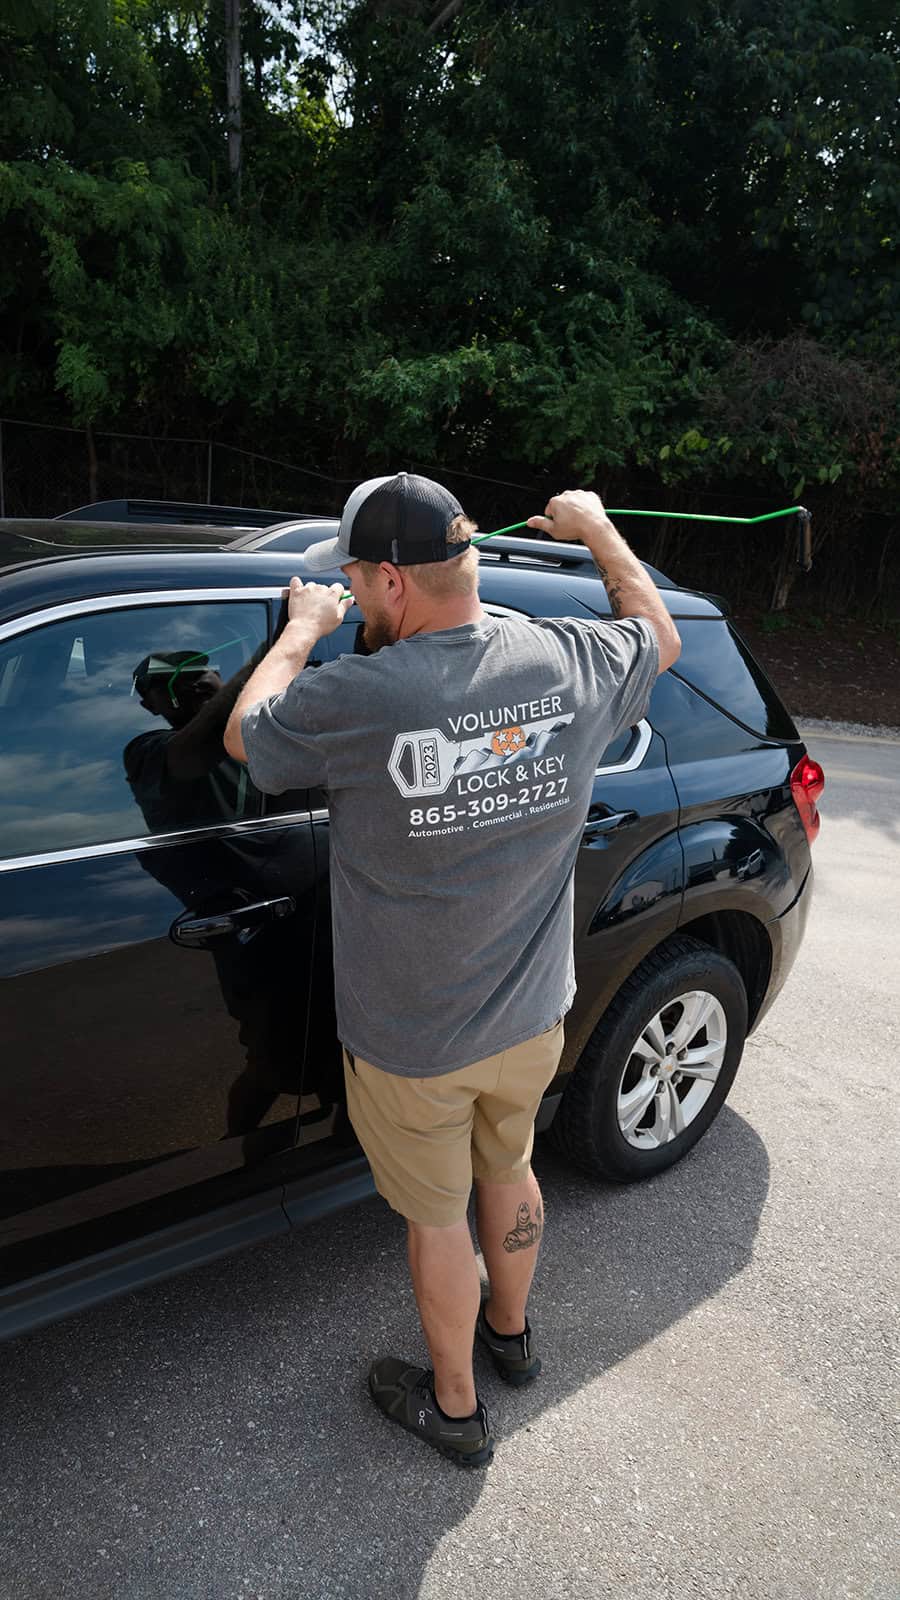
left=550, top=935, right=749, bottom=1182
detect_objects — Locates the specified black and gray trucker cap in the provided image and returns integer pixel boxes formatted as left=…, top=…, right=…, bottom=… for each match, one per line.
left=301, top=472, right=468, bottom=574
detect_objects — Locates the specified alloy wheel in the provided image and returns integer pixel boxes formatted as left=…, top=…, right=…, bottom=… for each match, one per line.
left=616, top=990, right=728, bottom=1150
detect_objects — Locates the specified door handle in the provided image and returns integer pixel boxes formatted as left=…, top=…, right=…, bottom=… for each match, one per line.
left=582, top=809, right=638, bottom=844
left=170, top=896, right=296, bottom=948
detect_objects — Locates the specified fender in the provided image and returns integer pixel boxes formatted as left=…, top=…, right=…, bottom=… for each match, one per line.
left=677, top=815, right=795, bottom=921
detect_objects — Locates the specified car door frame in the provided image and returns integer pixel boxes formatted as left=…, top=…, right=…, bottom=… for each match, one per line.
left=0, top=583, right=329, bottom=1330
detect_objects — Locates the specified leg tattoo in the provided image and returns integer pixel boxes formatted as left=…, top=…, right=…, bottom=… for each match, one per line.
left=502, top=1201, right=543, bottom=1253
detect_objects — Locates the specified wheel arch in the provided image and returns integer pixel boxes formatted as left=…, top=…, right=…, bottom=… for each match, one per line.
left=551, top=931, right=750, bottom=1182
left=563, top=907, right=771, bottom=1081
left=675, top=908, right=772, bottom=1030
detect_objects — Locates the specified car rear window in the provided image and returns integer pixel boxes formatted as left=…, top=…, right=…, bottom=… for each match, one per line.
left=672, top=620, right=798, bottom=741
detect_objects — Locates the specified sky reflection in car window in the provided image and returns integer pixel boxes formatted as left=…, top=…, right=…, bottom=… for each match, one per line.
left=0, top=602, right=267, bottom=859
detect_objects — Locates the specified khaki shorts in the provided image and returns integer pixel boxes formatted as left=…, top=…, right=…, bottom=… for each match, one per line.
left=343, top=1021, right=565, bottom=1228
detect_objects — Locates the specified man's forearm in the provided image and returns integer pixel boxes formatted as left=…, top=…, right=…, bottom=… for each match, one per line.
left=526, top=491, right=681, bottom=672
left=581, top=519, right=659, bottom=618
left=581, top=517, right=681, bottom=667
left=224, top=622, right=318, bottom=763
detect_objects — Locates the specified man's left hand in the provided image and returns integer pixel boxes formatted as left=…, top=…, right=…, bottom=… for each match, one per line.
left=286, top=576, right=353, bottom=639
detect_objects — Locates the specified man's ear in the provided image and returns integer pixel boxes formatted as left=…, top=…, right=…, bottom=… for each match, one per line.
left=381, top=560, right=403, bottom=597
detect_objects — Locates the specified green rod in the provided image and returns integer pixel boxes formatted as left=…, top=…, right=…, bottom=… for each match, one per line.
left=474, top=504, right=806, bottom=540
left=338, top=503, right=807, bottom=599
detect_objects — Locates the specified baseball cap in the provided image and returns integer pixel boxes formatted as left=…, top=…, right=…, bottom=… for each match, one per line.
left=300, top=472, right=469, bottom=575
left=132, top=650, right=211, bottom=702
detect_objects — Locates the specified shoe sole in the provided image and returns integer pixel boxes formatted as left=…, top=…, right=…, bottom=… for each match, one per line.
left=368, top=1375, right=495, bottom=1468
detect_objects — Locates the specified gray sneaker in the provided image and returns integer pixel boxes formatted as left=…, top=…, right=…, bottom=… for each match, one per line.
left=476, top=1304, right=541, bottom=1386
left=367, top=1358, right=495, bottom=1467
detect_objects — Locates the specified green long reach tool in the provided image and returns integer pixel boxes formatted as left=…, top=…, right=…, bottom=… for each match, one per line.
left=339, top=502, right=812, bottom=601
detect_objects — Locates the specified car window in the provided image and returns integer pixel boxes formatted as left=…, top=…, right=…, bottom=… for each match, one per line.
left=313, top=618, right=365, bottom=663
left=0, top=601, right=268, bottom=860
left=596, top=726, right=638, bottom=769
left=671, top=620, right=798, bottom=741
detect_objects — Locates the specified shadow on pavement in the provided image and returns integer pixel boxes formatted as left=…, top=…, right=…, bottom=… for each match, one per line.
left=0, top=1105, right=768, bottom=1600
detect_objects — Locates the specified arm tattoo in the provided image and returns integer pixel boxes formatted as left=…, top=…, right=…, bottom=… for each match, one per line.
left=591, top=559, right=625, bottom=618
left=606, top=580, right=624, bottom=615
left=502, top=1201, right=544, bottom=1253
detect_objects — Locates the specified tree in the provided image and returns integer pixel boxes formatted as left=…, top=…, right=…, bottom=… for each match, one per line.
left=0, top=0, right=896, bottom=618
left=224, top=0, right=242, bottom=194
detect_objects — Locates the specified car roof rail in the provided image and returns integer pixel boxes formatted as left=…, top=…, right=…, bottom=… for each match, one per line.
left=228, top=517, right=339, bottom=550
left=55, top=498, right=321, bottom=530
left=479, top=534, right=675, bottom=589
left=229, top=523, right=678, bottom=588
left=479, top=534, right=595, bottom=570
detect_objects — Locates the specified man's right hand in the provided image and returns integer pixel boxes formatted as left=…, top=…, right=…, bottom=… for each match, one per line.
left=527, top=490, right=616, bottom=548
left=527, top=489, right=682, bottom=674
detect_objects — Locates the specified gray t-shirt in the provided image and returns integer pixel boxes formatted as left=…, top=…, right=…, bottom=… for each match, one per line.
left=241, top=612, right=659, bottom=1076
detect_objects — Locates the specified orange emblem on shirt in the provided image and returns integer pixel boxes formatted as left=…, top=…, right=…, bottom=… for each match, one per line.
left=491, top=725, right=526, bottom=758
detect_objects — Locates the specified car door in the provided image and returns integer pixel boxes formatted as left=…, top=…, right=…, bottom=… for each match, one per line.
left=269, top=603, right=681, bottom=1189
left=0, top=591, right=317, bottom=1291
left=573, top=716, right=682, bottom=938
left=557, top=606, right=684, bottom=1061
left=647, top=617, right=808, bottom=920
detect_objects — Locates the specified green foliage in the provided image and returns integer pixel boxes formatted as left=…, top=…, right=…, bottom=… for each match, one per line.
left=760, top=611, right=793, bottom=634
left=0, top=0, right=896, bottom=529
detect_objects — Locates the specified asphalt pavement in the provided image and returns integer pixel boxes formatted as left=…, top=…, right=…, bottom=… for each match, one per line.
left=1, top=730, right=898, bottom=1600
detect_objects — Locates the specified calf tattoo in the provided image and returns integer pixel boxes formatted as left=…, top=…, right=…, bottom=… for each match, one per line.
left=502, top=1201, right=543, bottom=1253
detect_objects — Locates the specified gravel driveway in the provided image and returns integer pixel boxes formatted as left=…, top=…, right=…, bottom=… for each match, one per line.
left=1, top=728, right=897, bottom=1600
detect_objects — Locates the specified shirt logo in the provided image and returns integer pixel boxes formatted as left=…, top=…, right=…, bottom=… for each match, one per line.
left=491, top=726, right=526, bottom=758
left=388, top=714, right=573, bottom=799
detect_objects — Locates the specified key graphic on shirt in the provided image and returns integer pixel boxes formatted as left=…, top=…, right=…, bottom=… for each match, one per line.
left=388, top=715, right=573, bottom=799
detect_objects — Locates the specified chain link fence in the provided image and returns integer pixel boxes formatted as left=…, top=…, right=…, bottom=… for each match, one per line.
left=0, top=419, right=358, bottom=521
left=1, top=417, right=895, bottom=619
left=0, top=417, right=556, bottom=533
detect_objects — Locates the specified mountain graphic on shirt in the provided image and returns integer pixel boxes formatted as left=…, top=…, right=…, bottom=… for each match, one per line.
left=452, top=718, right=572, bottom=776
left=387, top=713, right=574, bottom=798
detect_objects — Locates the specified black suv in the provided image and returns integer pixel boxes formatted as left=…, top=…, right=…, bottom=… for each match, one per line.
left=0, top=504, right=823, bottom=1341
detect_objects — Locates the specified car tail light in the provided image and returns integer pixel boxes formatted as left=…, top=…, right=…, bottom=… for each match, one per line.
left=790, top=756, right=825, bottom=844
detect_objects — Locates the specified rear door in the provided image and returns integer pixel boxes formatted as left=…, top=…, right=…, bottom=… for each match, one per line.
left=0, top=591, right=316, bottom=1291
left=566, top=711, right=683, bottom=1047
left=649, top=617, right=809, bottom=922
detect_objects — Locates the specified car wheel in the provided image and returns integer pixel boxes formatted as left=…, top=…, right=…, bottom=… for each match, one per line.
left=550, top=935, right=749, bottom=1182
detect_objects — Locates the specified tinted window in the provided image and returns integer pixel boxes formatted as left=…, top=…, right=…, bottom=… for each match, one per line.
left=672, top=620, right=798, bottom=741
left=314, top=617, right=365, bottom=663
left=0, top=601, right=268, bottom=859
left=597, top=726, right=639, bottom=769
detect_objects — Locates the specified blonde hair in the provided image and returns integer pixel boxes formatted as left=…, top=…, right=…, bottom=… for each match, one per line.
left=356, top=515, right=480, bottom=599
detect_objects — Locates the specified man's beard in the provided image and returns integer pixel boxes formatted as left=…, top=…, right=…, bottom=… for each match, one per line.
left=361, top=609, right=398, bottom=652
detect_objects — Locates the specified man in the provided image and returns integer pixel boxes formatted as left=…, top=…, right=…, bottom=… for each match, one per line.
left=126, top=650, right=250, bottom=832
left=224, top=473, right=681, bottom=1467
